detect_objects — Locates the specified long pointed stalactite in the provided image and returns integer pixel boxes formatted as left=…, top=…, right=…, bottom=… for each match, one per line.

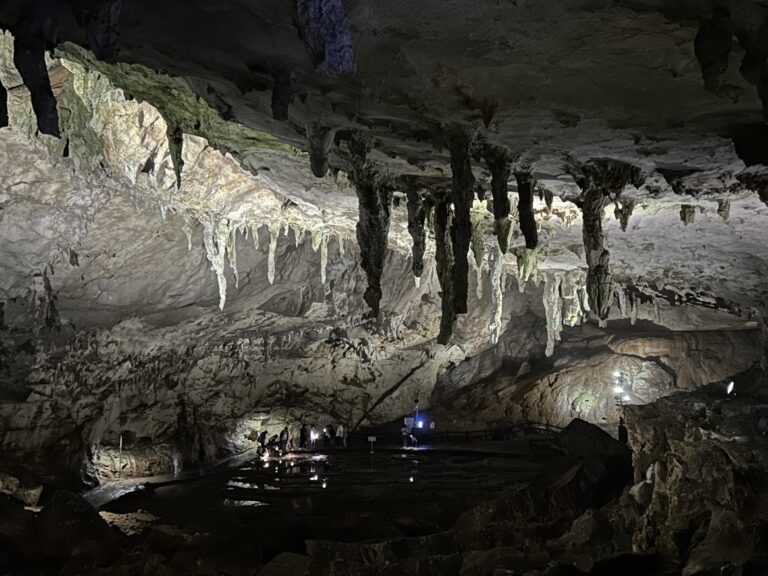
left=577, top=159, right=644, bottom=320
left=348, top=134, right=392, bottom=318
left=515, top=170, right=538, bottom=249
left=406, top=187, right=427, bottom=280
left=484, top=145, right=513, bottom=253
left=446, top=125, right=476, bottom=315
left=433, top=190, right=456, bottom=344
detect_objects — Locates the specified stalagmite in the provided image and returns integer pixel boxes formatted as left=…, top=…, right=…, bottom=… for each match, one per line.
left=267, top=226, right=278, bottom=284
left=227, top=228, right=239, bottom=289
left=515, top=170, right=538, bottom=249
left=406, top=188, right=427, bottom=281
left=484, top=145, right=513, bottom=253
left=446, top=125, right=476, bottom=315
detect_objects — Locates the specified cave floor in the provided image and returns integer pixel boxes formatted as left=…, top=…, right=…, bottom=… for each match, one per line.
left=98, top=442, right=550, bottom=565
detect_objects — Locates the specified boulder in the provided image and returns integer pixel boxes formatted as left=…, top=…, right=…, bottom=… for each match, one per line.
left=36, top=490, right=120, bottom=567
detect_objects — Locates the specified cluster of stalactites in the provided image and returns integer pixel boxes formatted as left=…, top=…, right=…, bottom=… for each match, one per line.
left=187, top=215, right=343, bottom=310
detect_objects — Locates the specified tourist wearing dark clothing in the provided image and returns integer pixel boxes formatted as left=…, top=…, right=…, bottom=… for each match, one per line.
left=323, top=425, right=332, bottom=449
left=299, top=423, right=308, bottom=449
left=279, top=427, right=290, bottom=453
left=257, top=430, right=268, bottom=448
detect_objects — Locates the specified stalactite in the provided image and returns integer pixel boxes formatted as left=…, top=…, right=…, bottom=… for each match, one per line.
left=483, top=144, right=513, bottom=253
left=202, top=218, right=230, bottom=310
left=270, top=67, right=294, bottom=121
left=717, top=198, right=730, bottom=221
left=515, top=170, right=538, bottom=249
left=434, top=192, right=456, bottom=344
left=12, top=0, right=60, bottom=137
left=575, top=159, right=644, bottom=320
left=406, top=188, right=427, bottom=281
left=515, top=246, right=542, bottom=293
left=0, top=79, right=7, bottom=128
left=614, top=198, right=635, bottom=232
left=320, top=234, right=329, bottom=284
left=267, top=226, right=278, bottom=284
left=680, top=204, right=696, bottom=225
left=582, top=186, right=612, bottom=319
left=446, top=125, right=476, bottom=315
left=227, top=227, right=239, bottom=289
left=543, top=272, right=563, bottom=357
left=306, top=123, right=334, bottom=178
left=488, top=242, right=503, bottom=344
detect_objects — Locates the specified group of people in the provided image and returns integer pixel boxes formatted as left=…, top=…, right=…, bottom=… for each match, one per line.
left=256, top=422, right=348, bottom=456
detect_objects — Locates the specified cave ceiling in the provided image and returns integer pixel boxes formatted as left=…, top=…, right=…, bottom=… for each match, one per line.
left=1, top=0, right=767, bottom=351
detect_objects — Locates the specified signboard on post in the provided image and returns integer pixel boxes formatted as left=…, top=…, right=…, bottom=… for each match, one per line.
left=368, top=436, right=377, bottom=454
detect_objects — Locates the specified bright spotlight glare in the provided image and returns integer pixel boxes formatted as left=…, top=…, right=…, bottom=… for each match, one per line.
left=409, top=476, right=414, bottom=483
left=417, top=420, right=424, bottom=429
left=322, top=481, right=327, bottom=489
left=310, top=475, right=319, bottom=481
left=613, top=386, right=624, bottom=394
left=622, top=394, right=631, bottom=403
left=727, top=381, right=735, bottom=395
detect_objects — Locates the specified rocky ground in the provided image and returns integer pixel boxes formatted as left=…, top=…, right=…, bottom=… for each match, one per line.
left=3, top=382, right=766, bottom=575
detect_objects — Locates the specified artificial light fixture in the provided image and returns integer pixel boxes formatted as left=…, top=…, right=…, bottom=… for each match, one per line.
left=727, top=381, right=735, bottom=396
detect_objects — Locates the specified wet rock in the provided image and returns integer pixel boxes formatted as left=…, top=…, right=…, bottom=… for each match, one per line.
left=295, top=0, right=356, bottom=76
left=36, top=490, right=120, bottom=567
left=446, top=125, right=476, bottom=315
left=515, top=170, right=538, bottom=250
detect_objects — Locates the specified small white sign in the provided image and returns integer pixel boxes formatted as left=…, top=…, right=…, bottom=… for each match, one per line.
left=367, top=436, right=377, bottom=442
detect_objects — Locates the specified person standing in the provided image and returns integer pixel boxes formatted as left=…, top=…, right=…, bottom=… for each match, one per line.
left=299, top=423, right=308, bottom=449
left=310, top=424, right=318, bottom=449
left=279, top=426, right=290, bottom=453
left=335, top=423, right=345, bottom=448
